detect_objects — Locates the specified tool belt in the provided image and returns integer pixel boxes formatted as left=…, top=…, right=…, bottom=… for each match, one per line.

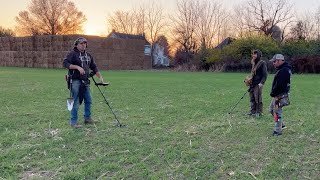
left=275, top=93, right=290, bottom=107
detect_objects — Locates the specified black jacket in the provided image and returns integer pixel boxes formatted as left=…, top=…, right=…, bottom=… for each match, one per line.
left=270, top=62, right=292, bottom=97
left=63, top=47, right=99, bottom=80
left=252, top=60, right=268, bottom=87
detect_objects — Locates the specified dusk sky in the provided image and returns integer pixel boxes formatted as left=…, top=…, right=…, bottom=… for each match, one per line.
left=0, top=0, right=319, bottom=36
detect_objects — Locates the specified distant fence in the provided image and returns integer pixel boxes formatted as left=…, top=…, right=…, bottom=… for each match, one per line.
left=0, top=35, right=152, bottom=70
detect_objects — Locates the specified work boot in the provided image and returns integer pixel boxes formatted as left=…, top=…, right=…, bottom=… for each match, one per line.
left=282, top=124, right=287, bottom=130
left=84, top=118, right=96, bottom=125
left=71, top=123, right=82, bottom=128
left=255, top=112, right=263, bottom=117
left=273, top=131, right=282, bottom=136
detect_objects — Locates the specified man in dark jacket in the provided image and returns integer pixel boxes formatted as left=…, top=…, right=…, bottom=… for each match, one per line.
left=63, top=37, right=105, bottom=128
left=248, top=49, right=268, bottom=117
left=269, top=54, right=292, bottom=136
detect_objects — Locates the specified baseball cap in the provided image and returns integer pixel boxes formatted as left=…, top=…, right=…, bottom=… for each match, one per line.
left=270, top=54, right=284, bottom=62
left=74, top=37, right=87, bottom=46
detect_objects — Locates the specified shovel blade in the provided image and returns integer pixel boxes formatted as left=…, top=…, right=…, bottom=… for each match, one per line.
left=67, top=98, right=74, bottom=111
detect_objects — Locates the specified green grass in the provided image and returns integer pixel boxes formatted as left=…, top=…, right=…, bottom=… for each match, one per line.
left=0, top=67, right=319, bottom=179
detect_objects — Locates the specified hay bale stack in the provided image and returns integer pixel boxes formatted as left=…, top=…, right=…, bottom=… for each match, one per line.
left=0, top=34, right=152, bottom=70
left=31, top=51, right=40, bottom=68
left=11, top=37, right=17, bottom=51
left=62, top=35, right=75, bottom=49
left=0, top=52, right=5, bottom=66
left=33, top=36, right=42, bottom=51
left=22, top=37, right=31, bottom=51
left=42, top=36, right=52, bottom=51
left=52, top=35, right=64, bottom=51
left=0, top=37, right=11, bottom=51
left=24, top=51, right=33, bottom=67
left=42, top=51, right=49, bottom=68
left=7, top=51, right=15, bottom=66
left=17, top=38, right=23, bottom=51
left=15, top=51, right=24, bottom=67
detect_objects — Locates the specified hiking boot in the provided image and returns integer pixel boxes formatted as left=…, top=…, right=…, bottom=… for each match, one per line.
left=273, top=131, right=282, bottom=136
left=84, top=118, right=96, bottom=125
left=71, top=123, right=82, bottom=128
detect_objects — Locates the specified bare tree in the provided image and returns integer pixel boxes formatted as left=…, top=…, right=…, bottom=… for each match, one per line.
left=289, top=21, right=307, bottom=40
left=108, top=1, right=166, bottom=43
left=132, top=6, right=146, bottom=35
left=108, top=10, right=137, bottom=34
left=230, top=7, right=246, bottom=38
left=196, top=1, right=227, bottom=49
left=314, top=7, right=320, bottom=40
left=108, top=8, right=146, bottom=35
left=237, top=0, right=294, bottom=41
left=144, top=1, right=167, bottom=44
left=171, top=0, right=200, bottom=63
left=15, top=0, right=86, bottom=36
left=0, top=26, right=15, bottom=37
left=291, top=12, right=319, bottom=40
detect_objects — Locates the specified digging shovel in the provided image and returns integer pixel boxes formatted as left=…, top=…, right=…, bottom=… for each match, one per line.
left=67, top=97, right=74, bottom=111
left=67, top=78, right=74, bottom=111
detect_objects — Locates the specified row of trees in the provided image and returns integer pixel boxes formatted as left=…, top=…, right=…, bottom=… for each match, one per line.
left=1, top=0, right=320, bottom=73
left=0, top=26, right=15, bottom=37
left=3, top=0, right=320, bottom=43
left=204, top=36, right=320, bottom=73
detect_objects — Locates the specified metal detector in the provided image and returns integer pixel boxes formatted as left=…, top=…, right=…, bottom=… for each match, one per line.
left=91, top=75, right=126, bottom=127
left=228, top=89, right=250, bottom=114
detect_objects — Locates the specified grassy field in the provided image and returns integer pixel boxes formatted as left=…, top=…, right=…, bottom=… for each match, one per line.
left=0, top=67, right=319, bottom=179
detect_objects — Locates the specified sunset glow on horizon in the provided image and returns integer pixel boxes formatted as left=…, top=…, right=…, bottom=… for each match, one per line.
left=83, top=23, right=109, bottom=37
left=0, top=0, right=319, bottom=36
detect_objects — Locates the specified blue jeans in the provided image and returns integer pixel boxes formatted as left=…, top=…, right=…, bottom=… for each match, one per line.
left=70, top=79, right=92, bottom=125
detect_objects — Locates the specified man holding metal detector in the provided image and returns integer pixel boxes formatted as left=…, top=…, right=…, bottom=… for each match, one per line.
left=63, top=37, right=106, bottom=128
left=269, top=54, right=291, bottom=136
left=244, top=49, right=268, bottom=117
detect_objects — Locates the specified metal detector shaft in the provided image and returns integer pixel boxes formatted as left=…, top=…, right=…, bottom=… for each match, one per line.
left=91, top=77, right=124, bottom=127
left=228, top=90, right=249, bottom=114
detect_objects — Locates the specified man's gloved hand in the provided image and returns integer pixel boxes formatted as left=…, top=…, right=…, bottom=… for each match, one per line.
left=258, top=83, right=263, bottom=88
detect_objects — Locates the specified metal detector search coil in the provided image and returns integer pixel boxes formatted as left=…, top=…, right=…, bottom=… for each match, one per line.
left=95, top=82, right=109, bottom=86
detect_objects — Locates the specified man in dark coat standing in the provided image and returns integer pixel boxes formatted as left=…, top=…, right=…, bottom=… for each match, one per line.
left=63, top=37, right=106, bottom=128
left=248, top=49, right=268, bottom=117
left=269, top=54, right=292, bottom=136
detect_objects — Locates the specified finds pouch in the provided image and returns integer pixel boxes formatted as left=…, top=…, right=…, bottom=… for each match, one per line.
left=244, top=75, right=253, bottom=87
left=276, top=94, right=290, bottom=107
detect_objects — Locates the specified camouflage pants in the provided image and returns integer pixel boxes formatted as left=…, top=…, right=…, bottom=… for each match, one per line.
left=249, top=85, right=263, bottom=114
left=269, top=98, right=283, bottom=133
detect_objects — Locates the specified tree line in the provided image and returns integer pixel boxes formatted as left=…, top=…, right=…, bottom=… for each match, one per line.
left=1, top=0, right=320, bottom=73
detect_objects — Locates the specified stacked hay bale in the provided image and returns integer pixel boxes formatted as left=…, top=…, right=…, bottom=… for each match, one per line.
left=0, top=34, right=152, bottom=70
